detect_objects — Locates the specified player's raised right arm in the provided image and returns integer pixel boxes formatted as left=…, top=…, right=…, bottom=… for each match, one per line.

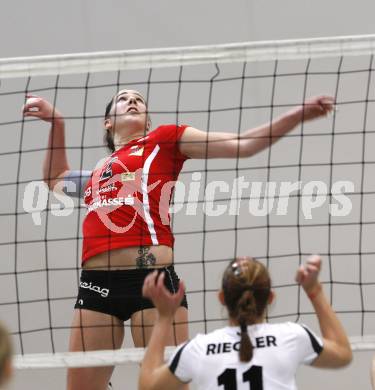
left=23, top=95, right=70, bottom=190
left=296, top=255, right=352, bottom=368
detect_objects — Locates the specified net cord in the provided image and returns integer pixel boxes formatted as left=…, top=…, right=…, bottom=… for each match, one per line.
left=13, top=337, right=375, bottom=369
left=1, top=34, right=375, bottom=78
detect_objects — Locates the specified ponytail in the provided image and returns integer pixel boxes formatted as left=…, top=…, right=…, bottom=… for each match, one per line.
left=237, top=290, right=256, bottom=362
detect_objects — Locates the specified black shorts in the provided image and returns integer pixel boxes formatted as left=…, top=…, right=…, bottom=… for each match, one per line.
left=74, top=265, right=188, bottom=321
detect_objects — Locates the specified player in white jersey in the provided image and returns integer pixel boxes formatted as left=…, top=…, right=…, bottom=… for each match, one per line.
left=139, top=255, right=352, bottom=390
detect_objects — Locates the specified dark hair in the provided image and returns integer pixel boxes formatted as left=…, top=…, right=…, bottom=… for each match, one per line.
left=222, top=257, right=271, bottom=362
left=104, top=98, right=116, bottom=153
left=103, top=93, right=150, bottom=153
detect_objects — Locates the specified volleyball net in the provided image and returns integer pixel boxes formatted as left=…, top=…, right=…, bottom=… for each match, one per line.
left=1, top=34, right=375, bottom=369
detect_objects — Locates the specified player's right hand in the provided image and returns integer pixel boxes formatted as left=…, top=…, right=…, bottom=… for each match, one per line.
left=22, top=94, right=63, bottom=123
left=295, top=255, right=322, bottom=294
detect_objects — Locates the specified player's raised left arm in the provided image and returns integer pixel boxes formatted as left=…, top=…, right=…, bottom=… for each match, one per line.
left=139, top=272, right=186, bottom=390
left=179, top=95, right=334, bottom=159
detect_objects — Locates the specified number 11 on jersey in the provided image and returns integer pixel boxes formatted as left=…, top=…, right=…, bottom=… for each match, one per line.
left=217, top=366, right=263, bottom=390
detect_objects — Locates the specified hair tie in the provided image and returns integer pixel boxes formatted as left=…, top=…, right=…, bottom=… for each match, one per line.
left=240, top=323, right=247, bottom=333
left=231, top=261, right=242, bottom=276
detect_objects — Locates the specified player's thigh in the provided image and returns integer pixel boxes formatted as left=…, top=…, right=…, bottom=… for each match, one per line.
left=67, top=309, right=124, bottom=390
left=131, top=306, right=188, bottom=347
left=69, top=308, right=124, bottom=350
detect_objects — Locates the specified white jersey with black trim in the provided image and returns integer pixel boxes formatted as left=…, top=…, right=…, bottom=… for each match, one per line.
left=168, top=322, right=323, bottom=390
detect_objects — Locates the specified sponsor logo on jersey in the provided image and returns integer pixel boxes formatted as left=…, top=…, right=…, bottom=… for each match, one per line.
left=99, top=156, right=118, bottom=182
left=97, top=184, right=118, bottom=195
left=87, top=196, right=135, bottom=212
left=84, top=187, right=91, bottom=198
left=121, top=172, right=136, bottom=182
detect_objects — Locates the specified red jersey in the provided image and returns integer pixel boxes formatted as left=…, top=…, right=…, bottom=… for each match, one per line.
left=82, top=124, right=189, bottom=264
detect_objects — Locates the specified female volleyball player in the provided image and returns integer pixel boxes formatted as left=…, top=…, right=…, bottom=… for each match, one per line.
left=23, top=91, right=334, bottom=390
left=140, top=255, right=352, bottom=390
left=0, top=322, right=12, bottom=389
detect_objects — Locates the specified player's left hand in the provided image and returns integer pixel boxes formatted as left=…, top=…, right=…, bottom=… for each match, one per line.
left=142, top=271, right=185, bottom=318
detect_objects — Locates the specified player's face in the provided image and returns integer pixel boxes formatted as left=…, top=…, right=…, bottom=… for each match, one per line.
left=109, top=89, right=148, bottom=129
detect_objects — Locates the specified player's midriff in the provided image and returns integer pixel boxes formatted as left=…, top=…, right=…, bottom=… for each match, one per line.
left=82, top=244, right=173, bottom=270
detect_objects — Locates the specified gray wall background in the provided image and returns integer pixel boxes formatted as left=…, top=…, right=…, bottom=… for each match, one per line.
left=1, top=1, right=375, bottom=389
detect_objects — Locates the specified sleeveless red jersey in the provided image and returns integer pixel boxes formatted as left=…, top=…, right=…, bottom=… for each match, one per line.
left=82, top=124, right=189, bottom=264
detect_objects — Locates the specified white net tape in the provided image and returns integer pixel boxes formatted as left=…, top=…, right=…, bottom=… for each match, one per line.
left=1, top=34, right=375, bottom=78
left=14, top=346, right=175, bottom=369
left=13, top=336, right=375, bottom=369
